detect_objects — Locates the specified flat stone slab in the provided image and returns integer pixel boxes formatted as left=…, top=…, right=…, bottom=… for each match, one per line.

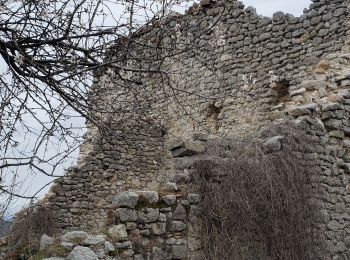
left=61, top=231, right=88, bottom=244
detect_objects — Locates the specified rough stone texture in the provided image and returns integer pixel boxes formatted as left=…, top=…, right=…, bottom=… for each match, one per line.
left=66, top=246, right=98, bottom=260
left=173, top=205, right=187, bottom=220
left=31, top=192, right=200, bottom=259
left=43, top=0, right=350, bottom=235
left=40, top=234, right=55, bottom=251
left=112, top=191, right=139, bottom=209
left=82, top=235, right=106, bottom=246
left=263, top=135, right=284, bottom=152
left=5, top=0, right=350, bottom=259
left=61, top=231, right=88, bottom=244
left=116, top=208, right=138, bottom=222
left=137, top=191, right=159, bottom=204
left=107, top=224, right=128, bottom=242
left=162, top=195, right=177, bottom=206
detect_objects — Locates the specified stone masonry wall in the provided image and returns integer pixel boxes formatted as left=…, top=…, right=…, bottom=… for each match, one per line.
left=19, top=0, right=350, bottom=259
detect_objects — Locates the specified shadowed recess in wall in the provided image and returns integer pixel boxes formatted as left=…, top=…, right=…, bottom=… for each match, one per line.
left=272, top=79, right=290, bottom=104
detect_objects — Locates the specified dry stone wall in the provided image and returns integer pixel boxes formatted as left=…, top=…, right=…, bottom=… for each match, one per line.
left=127, top=0, right=350, bottom=139
left=11, top=0, right=350, bottom=259
left=43, top=191, right=201, bottom=260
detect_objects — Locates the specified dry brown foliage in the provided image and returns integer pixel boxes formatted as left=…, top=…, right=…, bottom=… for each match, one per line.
left=192, top=122, right=323, bottom=260
left=7, top=205, right=55, bottom=258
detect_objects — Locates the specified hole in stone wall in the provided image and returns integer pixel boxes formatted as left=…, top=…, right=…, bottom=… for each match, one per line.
left=272, top=79, right=290, bottom=103
left=205, top=102, right=223, bottom=132
left=205, top=103, right=222, bottom=119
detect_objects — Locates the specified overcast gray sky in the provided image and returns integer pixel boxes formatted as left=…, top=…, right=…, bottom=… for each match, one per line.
left=242, top=0, right=311, bottom=16
left=5, top=0, right=312, bottom=216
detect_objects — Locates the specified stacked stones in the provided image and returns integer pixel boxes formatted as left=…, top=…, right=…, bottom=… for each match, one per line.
left=8, top=0, right=350, bottom=259
left=280, top=48, right=350, bottom=258
left=133, top=0, right=350, bottom=138
left=43, top=0, right=350, bottom=232
left=31, top=191, right=201, bottom=260
left=46, top=125, right=165, bottom=230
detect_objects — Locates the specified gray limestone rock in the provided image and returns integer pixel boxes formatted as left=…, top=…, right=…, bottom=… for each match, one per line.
left=117, top=208, right=138, bottom=222
left=263, top=136, right=284, bottom=152
left=165, top=182, right=178, bottom=191
left=151, top=222, right=167, bottom=235
left=112, top=191, right=139, bottom=208
left=61, top=242, right=74, bottom=251
left=61, top=231, right=88, bottom=244
left=66, top=246, right=98, bottom=260
left=327, top=220, right=341, bottom=231
left=95, top=249, right=106, bottom=259
left=104, top=241, right=115, bottom=253
left=158, top=213, right=167, bottom=222
left=171, top=221, right=187, bottom=232
left=108, top=224, right=128, bottom=242
left=322, top=103, right=342, bottom=111
left=324, top=119, right=342, bottom=130
left=299, top=80, right=327, bottom=91
left=173, top=204, right=187, bottom=220
left=137, top=191, right=159, bottom=204
left=162, top=195, right=177, bottom=206
left=138, top=208, right=159, bottom=223
left=82, top=235, right=106, bottom=246
left=40, top=234, right=55, bottom=251
left=287, top=103, right=318, bottom=116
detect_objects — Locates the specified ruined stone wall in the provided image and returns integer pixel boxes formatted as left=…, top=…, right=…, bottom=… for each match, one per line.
left=33, top=0, right=350, bottom=259
left=141, top=0, right=350, bottom=139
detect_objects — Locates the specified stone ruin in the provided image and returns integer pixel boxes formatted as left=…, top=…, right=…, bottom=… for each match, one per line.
left=2, top=0, right=350, bottom=259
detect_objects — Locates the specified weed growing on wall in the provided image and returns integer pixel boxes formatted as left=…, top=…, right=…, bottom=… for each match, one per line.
left=192, top=122, right=323, bottom=260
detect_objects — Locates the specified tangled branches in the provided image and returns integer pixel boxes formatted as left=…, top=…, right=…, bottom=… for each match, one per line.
left=0, top=0, right=199, bottom=214
left=192, top=123, right=323, bottom=260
